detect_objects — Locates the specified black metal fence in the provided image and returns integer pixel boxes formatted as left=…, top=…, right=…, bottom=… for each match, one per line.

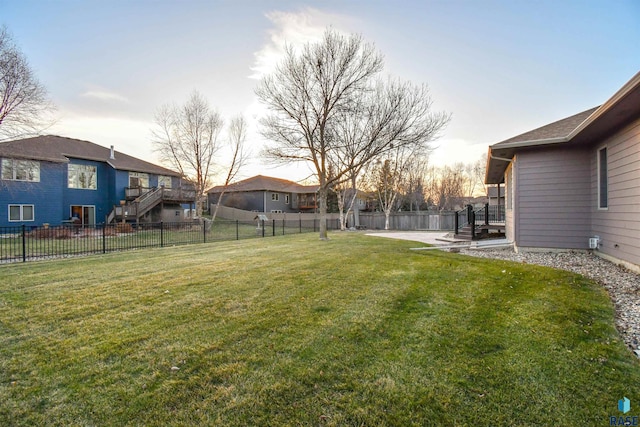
left=0, top=218, right=340, bottom=264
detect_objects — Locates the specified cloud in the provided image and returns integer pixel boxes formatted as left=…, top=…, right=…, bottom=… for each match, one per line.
left=81, top=89, right=130, bottom=103
left=249, top=7, right=355, bottom=80
left=49, top=112, right=154, bottom=160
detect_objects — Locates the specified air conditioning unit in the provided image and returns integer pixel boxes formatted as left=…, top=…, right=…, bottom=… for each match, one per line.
left=589, top=236, right=600, bottom=249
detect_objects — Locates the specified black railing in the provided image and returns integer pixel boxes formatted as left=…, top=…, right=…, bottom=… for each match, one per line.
left=454, top=204, right=505, bottom=237
left=0, top=218, right=340, bottom=264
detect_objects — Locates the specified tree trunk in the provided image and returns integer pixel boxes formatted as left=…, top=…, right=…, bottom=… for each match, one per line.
left=384, top=210, right=390, bottom=230
left=318, top=186, right=329, bottom=240
left=211, top=191, right=226, bottom=222
left=337, top=190, right=346, bottom=231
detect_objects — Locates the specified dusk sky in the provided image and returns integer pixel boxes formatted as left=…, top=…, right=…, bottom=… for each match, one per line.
left=2, top=0, right=639, bottom=183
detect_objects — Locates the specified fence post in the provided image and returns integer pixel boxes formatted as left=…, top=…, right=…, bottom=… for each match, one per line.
left=160, top=222, right=164, bottom=247
left=203, top=220, right=207, bottom=244
left=102, top=223, right=106, bottom=254
left=236, top=220, right=239, bottom=240
left=272, top=219, right=275, bottom=237
left=282, top=218, right=285, bottom=236
left=261, top=219, right=265, bottom=237
left=454, top=211, right=459, bottom=235
left=466, top=204, right=473, bottom=225
left=299, top=216, right=302, bottom=233
left=484, top=203, right=489, bottom=226
left=471, top=211, right=476, bottom=240
left=22, top=224, right=26, bottom=263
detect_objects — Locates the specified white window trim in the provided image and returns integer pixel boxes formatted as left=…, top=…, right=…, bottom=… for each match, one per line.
left=271, top=193, right=279, bottom=201
left=8, top=204, right=35, bottom=222
left=68, top=164, right=98, bottom=190
left=285, top=194, right=290, bottom=204
left=505, top=164, right=513, bottom=211
left=597, top=146, right=608, bottom=210
left=1, top=159, right=40, bottom=182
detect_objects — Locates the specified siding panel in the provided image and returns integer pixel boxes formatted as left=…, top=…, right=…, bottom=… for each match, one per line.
left=592, top=117, right=640, bottom=267
left=515, top=147, right=591, bottom=249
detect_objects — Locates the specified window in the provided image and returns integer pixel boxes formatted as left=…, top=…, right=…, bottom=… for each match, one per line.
left=68, top=164, right=97, bottom=189
left=158, top=175, right=172, bottom=188
left=1, top=159, right=40, bottom=182
left=129, top=172, right=149, bottom=188
left=506, top=165, right=513, bottom=210
left=285, top=194, right=290, bottom=204
left=271, top=193, right=279, bottom=201
left=9, top=204, right=34, bottom=222
left=598, top=147, right=608, bottom=209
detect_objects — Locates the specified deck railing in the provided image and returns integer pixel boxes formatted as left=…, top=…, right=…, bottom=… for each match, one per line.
left=454, top=204, right=505, bottom=236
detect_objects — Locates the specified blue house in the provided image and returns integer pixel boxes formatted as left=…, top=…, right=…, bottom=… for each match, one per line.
left=0, top=135, right=196, bottom=228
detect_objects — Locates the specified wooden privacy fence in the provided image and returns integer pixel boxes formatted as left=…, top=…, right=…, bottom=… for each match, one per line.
left=357, top=211, right=456, bottom=230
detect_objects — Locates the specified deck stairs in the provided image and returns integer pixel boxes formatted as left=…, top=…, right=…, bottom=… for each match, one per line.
left=107, top=187, right=196, bottom=223
left=454, top=204, right=505, bottom=241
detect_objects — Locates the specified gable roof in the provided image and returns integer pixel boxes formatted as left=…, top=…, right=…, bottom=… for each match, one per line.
left=492, top=107, right=600, bottom=148
left=208, top=175, right=319, bottom=194
left=0, top=135, right=181, bottom=176
left=486, top=71, right=640, bottom=184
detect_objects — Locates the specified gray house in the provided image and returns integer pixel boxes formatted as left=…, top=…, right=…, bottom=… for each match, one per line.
left=486, top=71, right=640, bottom=272
left=207, top=175, right=319, bottom=213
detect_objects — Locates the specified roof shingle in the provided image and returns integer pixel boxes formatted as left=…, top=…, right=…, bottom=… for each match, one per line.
left=0, top=135, right=180, bottom=176
left=208, top=175, right=318, bottom=193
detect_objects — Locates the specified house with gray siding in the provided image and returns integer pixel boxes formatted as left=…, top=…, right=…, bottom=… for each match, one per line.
left=0, top=135, right=195, bottom=227
left=208, top=175, right=319, bottom=214
left=486, top=71, right=640, bottom=272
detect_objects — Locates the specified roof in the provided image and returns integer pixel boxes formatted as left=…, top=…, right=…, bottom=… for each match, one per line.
left=486, top=71, right=640, bottom=184
left=208, top=175, right=319, bottom=194
left=0, top=135, right=181, bottom=176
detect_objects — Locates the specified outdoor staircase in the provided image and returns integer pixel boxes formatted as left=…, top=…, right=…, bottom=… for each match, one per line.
left=107, top=186, right=196, bottom=223
left=454, top=204, right=505, bottom=241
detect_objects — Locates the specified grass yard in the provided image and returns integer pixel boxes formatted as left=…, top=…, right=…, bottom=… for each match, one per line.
left=0, top=233, right=638, bottom=426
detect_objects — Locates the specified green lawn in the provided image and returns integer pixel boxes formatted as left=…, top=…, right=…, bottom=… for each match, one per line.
left=0, top=233, right=638, bottom=426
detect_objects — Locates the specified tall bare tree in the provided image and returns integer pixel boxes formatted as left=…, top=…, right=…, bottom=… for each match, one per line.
left=152, top=91, right=223, bottom=216
left=425, top=163, right=468, bottom=210
left=369, top=145, right=427, bottom=229
left=256, top=29, right=449, bottom=239
left=210, top=115, right=249, bottom=222
left=0, top=25, right=53, bottom=140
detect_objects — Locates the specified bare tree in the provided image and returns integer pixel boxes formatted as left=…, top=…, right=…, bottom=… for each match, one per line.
left=0, top=25, right=54, bottom=140
left=151, top=91, right=223, bottom=216
left=370, top=145, right=427, bottom=229
left=256, top=29, right=449, bottom=239
left=210, top=115, right=249, bottom=222
left=400, top=156, right=429, bottom=211
left=425, top=163, right=468, bottom=210
left=471, top=153, right=488, bottom=197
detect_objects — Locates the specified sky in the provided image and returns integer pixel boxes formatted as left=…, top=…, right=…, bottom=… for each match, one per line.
left=1, top=0, right=639, bottom=184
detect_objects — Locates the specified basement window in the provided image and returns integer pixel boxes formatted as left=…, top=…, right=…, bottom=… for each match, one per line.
left=9, top=204, right=34, bottom=222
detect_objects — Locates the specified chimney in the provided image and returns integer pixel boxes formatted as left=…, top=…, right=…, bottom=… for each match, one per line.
left=110, top=145, right=115, bottom=160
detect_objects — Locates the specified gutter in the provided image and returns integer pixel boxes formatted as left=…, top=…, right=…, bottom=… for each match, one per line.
left=490, top=136, right=567, bottom=151
left=567, top=71, right=640, bottom=140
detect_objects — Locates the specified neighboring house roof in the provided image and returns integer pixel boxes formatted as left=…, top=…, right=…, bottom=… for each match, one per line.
left=0, top=135, right=181, bottom=176
left=486, top=71, right=640, bottom=184
left=208, top=175, right=319, bottom=194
